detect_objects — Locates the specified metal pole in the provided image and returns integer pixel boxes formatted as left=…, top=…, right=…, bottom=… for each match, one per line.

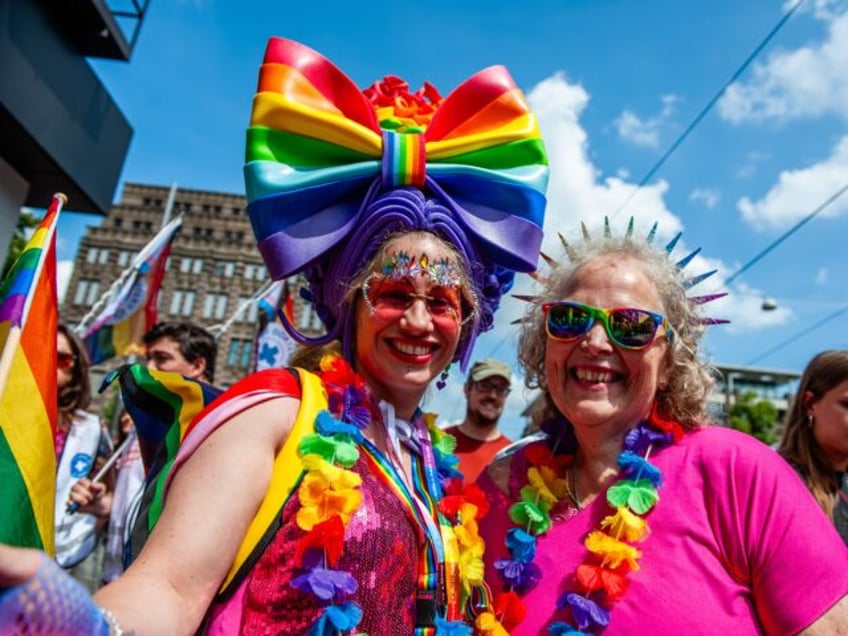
left=161, top=182, right=178, bottom=228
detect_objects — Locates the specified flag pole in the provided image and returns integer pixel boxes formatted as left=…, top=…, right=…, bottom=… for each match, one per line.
left=74, top=214, right=183, bottom=334
left=0, top=193, right=65, bottom=397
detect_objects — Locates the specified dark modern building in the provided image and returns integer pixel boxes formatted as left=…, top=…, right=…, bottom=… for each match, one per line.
left=0, top=0, right=148, bottom=259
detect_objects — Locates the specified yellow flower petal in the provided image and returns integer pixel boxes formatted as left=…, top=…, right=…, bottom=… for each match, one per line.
left=584, top=530, right=642, bottom=571
left=600, top=506, right=649, bottom=542
left=527, top=467, right=557, bottom=505
left=476, top=611, right=510, bottom=636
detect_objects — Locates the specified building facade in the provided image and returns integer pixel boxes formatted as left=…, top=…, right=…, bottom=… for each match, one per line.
left=61, top=182, right=321, bottom=388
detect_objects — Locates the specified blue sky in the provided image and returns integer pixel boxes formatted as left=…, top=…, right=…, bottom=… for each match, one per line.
left=55, top=0, right=848, bottom=436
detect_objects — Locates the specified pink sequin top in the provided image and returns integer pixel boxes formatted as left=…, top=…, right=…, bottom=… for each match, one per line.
left=236, top=451, right=423, bottom=634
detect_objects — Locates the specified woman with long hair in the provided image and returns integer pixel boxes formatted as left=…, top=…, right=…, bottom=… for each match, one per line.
left=54, top=324, right=112, bottom=590
left=778, top=350, right=848, bottom=544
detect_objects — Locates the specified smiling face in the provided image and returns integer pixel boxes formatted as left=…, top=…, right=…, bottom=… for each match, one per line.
left=354, top=234, right=465, bottom=416
left=809, top=378, right=848, bottom=471
left=545, top=254, right=671, bottom=434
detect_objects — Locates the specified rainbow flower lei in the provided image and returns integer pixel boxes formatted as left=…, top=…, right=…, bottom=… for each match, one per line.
left=291, top=354, right=489, bottom=635
left=490, top=406, right=685, bottom=634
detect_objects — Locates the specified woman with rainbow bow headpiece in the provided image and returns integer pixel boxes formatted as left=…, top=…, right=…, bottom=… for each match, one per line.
left=0, top=37, right=546, bottom=635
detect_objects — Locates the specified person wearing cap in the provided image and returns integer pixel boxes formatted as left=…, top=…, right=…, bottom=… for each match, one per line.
left=444, top=359, right=514, bottom=482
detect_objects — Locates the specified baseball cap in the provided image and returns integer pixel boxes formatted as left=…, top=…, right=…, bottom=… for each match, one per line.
left=469, top=359, right=512, bottom=384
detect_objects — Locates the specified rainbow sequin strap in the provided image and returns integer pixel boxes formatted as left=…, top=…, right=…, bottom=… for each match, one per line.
left=382, top=131, right=426, bottom=187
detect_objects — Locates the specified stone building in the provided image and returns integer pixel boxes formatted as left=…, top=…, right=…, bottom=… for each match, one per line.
left=61, top=182, right=320, bottom=389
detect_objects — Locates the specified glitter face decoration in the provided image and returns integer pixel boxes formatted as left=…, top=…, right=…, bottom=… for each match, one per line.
left=379, top=251, right=464, bottom=287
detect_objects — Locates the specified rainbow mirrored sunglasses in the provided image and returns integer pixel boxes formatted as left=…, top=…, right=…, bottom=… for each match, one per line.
left=542, top=301, right=673, bottom=350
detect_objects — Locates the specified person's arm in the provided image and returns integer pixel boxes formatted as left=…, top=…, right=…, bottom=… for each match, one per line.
left=94, top=395, right=298, bottom=635
left=798, top=595, right=848, bottom=635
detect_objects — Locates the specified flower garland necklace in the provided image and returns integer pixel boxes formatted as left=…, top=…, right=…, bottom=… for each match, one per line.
left=290, top=354, right=490, bottom=635
left=489, top=405, right=685, bottom=634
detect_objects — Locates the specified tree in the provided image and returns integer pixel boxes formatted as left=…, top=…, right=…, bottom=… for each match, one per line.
left=728, top=390, right=779, bottom=445
left=2, top=210, right=39, bottom=279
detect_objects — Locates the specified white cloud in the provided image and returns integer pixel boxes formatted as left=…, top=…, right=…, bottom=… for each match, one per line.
left=736, top=150, right=771, bottom=178
left=689, top=188, right=721, bottom=209
left=57, top=260, right=74, bottom=304
left=737, top=135, right=848, bottom=230
left=815, top=267, right=828, bottom=284
left=718, top=12, right=848, bottom=124
left=613, top=94, right=679, bottom=148
left=614, top=110, right=660, bottom=147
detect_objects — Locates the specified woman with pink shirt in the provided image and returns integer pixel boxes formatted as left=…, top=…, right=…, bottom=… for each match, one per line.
left=477, top=224, right=848, bottom=635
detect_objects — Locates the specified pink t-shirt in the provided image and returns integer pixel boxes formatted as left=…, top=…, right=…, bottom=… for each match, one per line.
left=478, top=426, right=848, bottom=635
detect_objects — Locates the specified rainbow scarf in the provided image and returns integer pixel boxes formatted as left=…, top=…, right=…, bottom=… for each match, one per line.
left=0, top=195, right=63, bottom=552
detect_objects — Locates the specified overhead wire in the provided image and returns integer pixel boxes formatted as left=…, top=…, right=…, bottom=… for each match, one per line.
left=610, top=0, right=807, bottom=220
left=747, top=303, right=848, bottom=365
left=723, top=182, right=848, bottom=287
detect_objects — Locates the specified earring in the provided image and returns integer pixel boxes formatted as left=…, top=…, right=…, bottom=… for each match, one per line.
left=437, top=364, right=451, bottom=390
left=807, top=413, right=814, bottom=428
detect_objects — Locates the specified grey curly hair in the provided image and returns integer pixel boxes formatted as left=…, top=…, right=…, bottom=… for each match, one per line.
left=517, top=230, right=717, bottom=428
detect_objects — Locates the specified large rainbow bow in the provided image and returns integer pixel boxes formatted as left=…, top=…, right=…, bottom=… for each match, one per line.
left=245, top=37, right=549, bottom=279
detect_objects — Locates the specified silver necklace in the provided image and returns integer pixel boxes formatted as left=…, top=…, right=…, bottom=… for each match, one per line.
left=567, top=465, right=583, bottom=510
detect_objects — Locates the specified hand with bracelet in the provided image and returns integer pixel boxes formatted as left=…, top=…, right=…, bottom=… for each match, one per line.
left=0, top=545, right=122, bottom=635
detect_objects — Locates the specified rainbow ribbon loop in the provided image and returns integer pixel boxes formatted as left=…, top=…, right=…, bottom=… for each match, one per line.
left=245, top=37, right=548, bottom=280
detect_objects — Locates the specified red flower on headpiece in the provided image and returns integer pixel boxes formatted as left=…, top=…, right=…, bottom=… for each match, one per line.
left=363, top=75, right=443, bottom=130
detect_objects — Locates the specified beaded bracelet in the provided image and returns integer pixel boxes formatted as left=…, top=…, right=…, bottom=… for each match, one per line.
left=101, top=608, right=124, bottom=636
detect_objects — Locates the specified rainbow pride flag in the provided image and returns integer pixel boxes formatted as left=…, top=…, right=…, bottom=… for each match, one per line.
left=0, top=194, right=64, bottom=552
left=83, top=216, right=182, bottom=364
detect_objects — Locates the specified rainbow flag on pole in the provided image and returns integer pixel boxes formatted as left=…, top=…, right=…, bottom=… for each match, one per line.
left=0, top=193, right=64, bottom=552
left=83, top=216, right=182, bottom=364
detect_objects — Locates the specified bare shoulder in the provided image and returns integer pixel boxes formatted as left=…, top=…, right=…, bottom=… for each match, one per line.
left=797, top=594, right=848, bottom=635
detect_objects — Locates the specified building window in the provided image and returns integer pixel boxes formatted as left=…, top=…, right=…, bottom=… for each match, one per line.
left=226, top=338, right=253, bottom=369
left=255, top=266, right=267, bottom=281
left=232, top=207, right=241, bottom=216
left=168, top=289, right=196, bottom=316
left=204, top=228, right=214, bottom=240
left=179, top=257, right=204, bottom=275
left=113, top=218, right=123, bottom=228
left=202, top=292, right=228, bottom=320
left=73, top=279, right=100, bottom=306
left=117, top=250, right=133, bottom=267
left=237, top=296, right=260, bottom=323
left=214, top=260, right=235, bottom=278
left=244, top=264, right=255, bottom=280
left=85, top=247, right=109, bottom=264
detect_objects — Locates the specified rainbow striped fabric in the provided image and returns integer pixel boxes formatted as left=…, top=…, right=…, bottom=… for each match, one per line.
left=0, top=194, right=64, bottom=552
left=83, top=216, right=182, bottom=364
left=244, top=37, right=549, bottom=281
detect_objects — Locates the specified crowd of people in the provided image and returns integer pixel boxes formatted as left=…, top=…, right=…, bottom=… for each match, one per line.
left=0, top=35, right=846, bottom=635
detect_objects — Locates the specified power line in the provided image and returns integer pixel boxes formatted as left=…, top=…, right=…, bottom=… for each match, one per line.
left=723, top=182, right=848, bottom=287
left=611, top=0, right=807, bottom=219
left=747, top=303, right=848, bottom=365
